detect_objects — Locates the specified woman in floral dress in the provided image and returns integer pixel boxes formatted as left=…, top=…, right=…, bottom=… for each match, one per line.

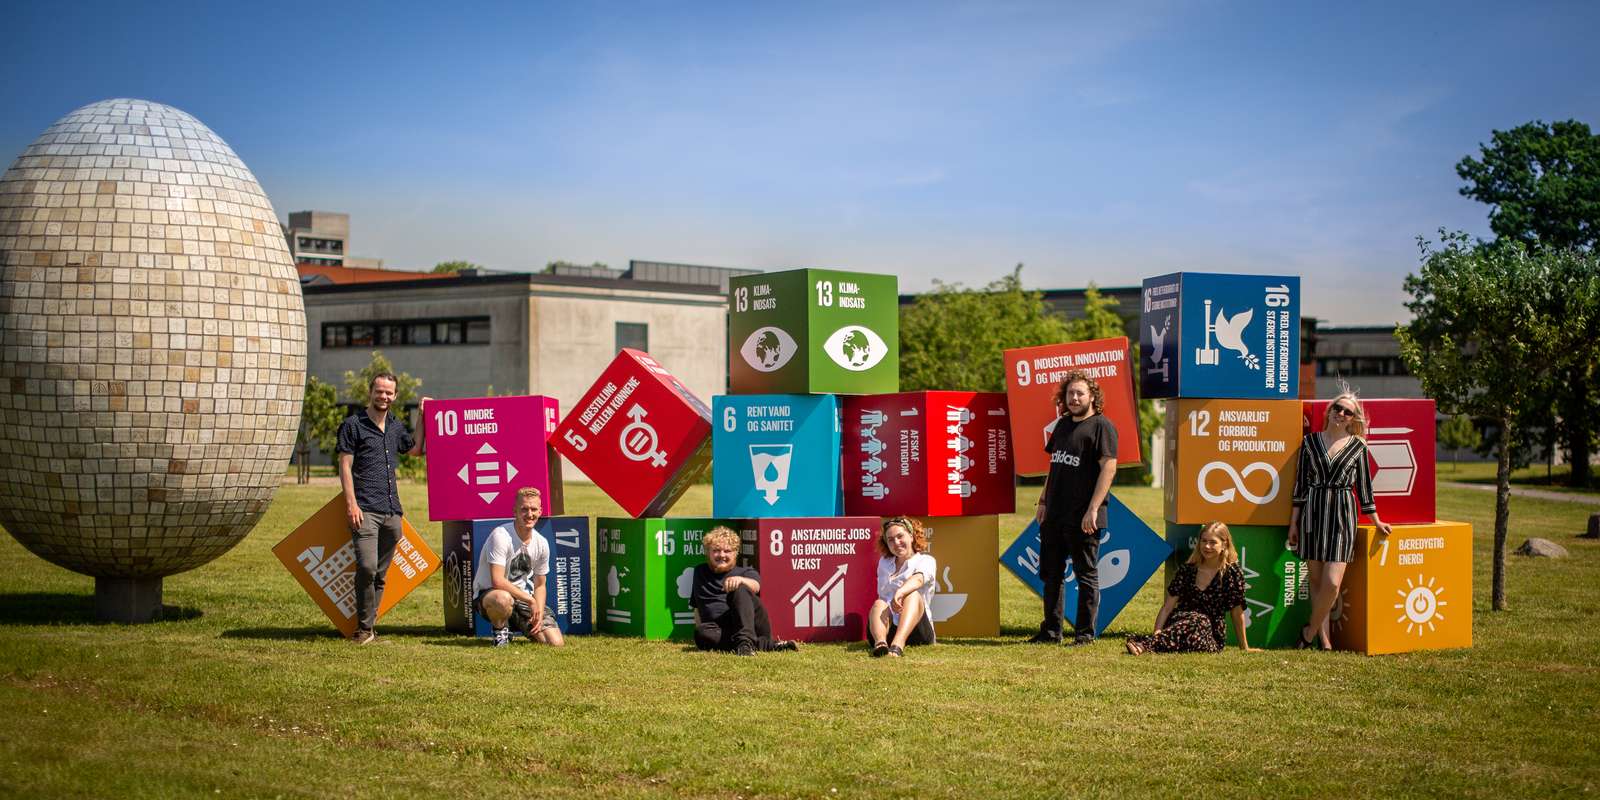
left=1125, top=522, right=1257, bottom=654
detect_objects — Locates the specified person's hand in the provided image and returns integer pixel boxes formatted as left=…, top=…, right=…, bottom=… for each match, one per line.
left=891, top=592, right=905, bottom=614
left=722, top=575, right=740, bottom=593
left=1286, top=522, right=1299, bottom=550
left=1081, top=506, right=1099, bottom=534
left=1034, top=502, right=1047, bottom=524
left=528, top=605, right=544, bottom=633
left=1243, top=646, right=1262, bottom=653
left=1375, top=520, right=1393, bottom=537
left=346, top=502, right=363, bottom=531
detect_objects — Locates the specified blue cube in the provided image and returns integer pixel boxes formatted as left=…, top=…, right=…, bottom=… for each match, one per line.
left=442, top=516, right=592, bottom=636
left=1138, top=272, right=1300, bottom=399
left=712, top=394, right=843, bottom=518
left=998, top=495, right=1171, bottom=636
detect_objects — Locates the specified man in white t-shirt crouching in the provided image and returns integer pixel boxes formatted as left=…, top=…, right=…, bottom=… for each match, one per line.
left=473, top=487, right=566, bottom=648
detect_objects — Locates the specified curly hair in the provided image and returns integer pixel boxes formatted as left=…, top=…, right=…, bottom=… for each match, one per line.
left=877, top=516, right=930, bottom=558
left=701, top=525, right=742, bottom=554
left=1052, top=369, right=1105, bottom=416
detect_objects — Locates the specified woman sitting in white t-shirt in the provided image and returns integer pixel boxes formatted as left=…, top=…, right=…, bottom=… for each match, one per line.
left=868, top=516, right=937, bottom=658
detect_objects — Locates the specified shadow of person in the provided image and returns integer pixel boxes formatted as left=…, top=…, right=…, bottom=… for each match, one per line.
left=0, top=592, right=201, bottom=625
left=220, top=623, right=441, bottom=641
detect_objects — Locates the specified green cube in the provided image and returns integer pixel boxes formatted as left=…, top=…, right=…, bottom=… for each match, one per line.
left=729, top=268, right=899, bottom=394
left=595, top=518, right=752, bottom=639
left=1164, top=523, right=1311, bottom=649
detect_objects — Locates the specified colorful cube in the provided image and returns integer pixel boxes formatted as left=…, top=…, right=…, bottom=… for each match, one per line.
left=551, top=349, right=713, bottom=518
left=1163, top=398, right=1302, bottom=525
left=741, top=517, right=881, bottom=643
left=917, top=515, right=1000, bottom=638
left=1331, top=522, right=1472, bottom=655
left=840, top=392, right=1015, bottom=517
left=595, top=517, right=754, bottom=639
left=998, top=495, right=1170, bottom=636
left=441, top=516, right=593, bottom=637
left=1002, top=337, right=1143, bottom=475
left=1139, top=272, right=1301, bottom=399
left=425, top=395, right=564, bottom=521
left=712, top=394, right=843, bottom=517
left=272, top=494, right=439, bottom=637
left=729, top=268, right=899, bottom=395
left=1165, top=523, right=1309, bottom=649
left=1304, top=399, right=1437, bottom=524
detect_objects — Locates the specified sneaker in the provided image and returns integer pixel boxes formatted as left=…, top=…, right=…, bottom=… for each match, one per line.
left=772, top=640, right=800, bottom=652
left=735, top=642, right=756, bottom=657
left=493, top=627, right=513, bottom=648
left=350, top=630, right=375, bottom=645
left=1026, top=632, right=1062, bottom=644
left=1066, top=634, right=1096, bottom=647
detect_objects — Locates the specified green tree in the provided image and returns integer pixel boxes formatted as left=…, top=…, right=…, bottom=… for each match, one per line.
left=1456, top=119, right=1600, bottom=252
left=343, top=351, right=427, bottom=481
left=1437, top=414, right=1481, bottom=472
left=1395, top=232, right=1573, bottom=610
left=898, top=265, right=1070, bottom=392
left=294, top=376, right=344, bottom=483
left=432, top=260, right=481, bottom=274
left=1457, top=119, right=1600, bottom=487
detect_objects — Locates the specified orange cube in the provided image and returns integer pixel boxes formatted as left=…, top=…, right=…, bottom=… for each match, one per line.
left=1331, top=521, right=1473, bottom=655
left=917, top=515, right=1000, bottom=638
left=1163, top=399, right=1301, bottom=525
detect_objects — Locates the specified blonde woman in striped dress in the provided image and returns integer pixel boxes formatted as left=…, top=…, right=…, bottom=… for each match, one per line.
left=1287, top=390, right=1393, bottom=650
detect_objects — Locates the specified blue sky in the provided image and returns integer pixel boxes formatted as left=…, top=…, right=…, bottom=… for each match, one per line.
left=4, top=1, right=1597, bottom=324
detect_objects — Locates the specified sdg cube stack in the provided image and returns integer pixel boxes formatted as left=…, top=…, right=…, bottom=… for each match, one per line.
left=1302, top=399, right=1471, bottom=655
left=427, top=395, right=592, bottom=637
left=710, top=268, right=904, bottom=642
left=1141, top=271, right=1310, bottom=648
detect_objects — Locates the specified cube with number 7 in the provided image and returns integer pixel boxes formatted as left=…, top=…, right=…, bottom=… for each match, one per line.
left=551, top=349, right=713, bottom=518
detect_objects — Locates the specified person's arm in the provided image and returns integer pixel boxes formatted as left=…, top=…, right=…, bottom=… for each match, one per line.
left=490, top=563, right=537, bottom=606
left=890, top=572, right=928, bottom=614
left=1152, top=593, right=1178, bottom=633
left=529, top=574, right=547, bottom=630
left=1230, top=606, right=1258, bottom=651
left=405, top=396, right=433, bottom=456
left=1035, top=471, right=1051, bottom=524
left=338, top=452, right=362, bottom=530
left=1288, top=437, right=1311, bottom=548
left=1081, top=455, right=1116, bottom=533
left=1354, top=441, right=1391, bottom=536
left=723, top=569, right=761, bottom=595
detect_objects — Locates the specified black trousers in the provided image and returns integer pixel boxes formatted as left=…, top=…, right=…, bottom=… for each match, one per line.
left=693, top=586, right=776, bottom=651
left=1039, top=520, right=1103, bottom=638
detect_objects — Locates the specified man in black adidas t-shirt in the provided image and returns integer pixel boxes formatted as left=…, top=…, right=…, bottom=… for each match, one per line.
left=1032, top=370, right=1118, bottom=646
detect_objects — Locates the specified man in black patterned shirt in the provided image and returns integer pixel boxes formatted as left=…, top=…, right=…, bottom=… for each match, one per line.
left=336, top=373, right=430, bottom=644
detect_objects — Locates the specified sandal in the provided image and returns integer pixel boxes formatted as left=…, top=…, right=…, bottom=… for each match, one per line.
left=1125, top=640, right=1145, bottom=655
left=1295, top=628, right=1318, bottom=650
left=871, top=641, right=889, bottom=658
left=886, top=645, right=903, bottom=658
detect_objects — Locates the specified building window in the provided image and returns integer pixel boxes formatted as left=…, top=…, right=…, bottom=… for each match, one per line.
left=616, top=322, right=648, bottom=354
left=320, top=316, right=491, bottom=349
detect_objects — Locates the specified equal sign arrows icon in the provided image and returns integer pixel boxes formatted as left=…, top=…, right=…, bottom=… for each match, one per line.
left=457, top=442, right=518, bottom=504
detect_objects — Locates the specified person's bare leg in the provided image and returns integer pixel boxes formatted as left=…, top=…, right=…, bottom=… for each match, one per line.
left=867, top=599, right=891, bottom=647
left=535, top=624, right=565, bottom=647
left=482, top=590, right=515, bottom=628
left=1312, top=562, right=1346, bottom=648
left=889, top=593, right=926, bottom=649
left=1300, top=561, right=1327, bottom=645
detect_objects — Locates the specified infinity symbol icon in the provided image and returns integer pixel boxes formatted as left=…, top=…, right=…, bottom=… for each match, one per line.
left=1197, top=461, right=1280, bottom=505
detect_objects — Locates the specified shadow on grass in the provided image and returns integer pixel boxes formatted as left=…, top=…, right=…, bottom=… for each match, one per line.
left=0, top=592, right=202, bottom=625
left=220, top=624, right=442, bottom=641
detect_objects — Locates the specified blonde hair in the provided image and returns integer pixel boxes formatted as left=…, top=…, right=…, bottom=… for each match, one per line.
left=702, top=526, right=742, bottom=553
left=1325, top=380, right=1368, bottom=439
left=514, top=486, right=543, bottom=506
left=1185, top=521, right=1240, bottom=568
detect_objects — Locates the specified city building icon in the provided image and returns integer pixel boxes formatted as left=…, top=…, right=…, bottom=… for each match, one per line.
left=297, top=543, right=358, bottom=619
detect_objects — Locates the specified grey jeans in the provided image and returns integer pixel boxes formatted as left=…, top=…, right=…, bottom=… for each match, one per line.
left=352, top=510, right=404, bottom=632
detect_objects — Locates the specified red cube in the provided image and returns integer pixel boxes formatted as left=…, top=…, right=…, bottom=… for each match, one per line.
left=1003, top=337, right=1143, bottom=476
left=841, top=392, right=1016, bottom=517
left=551, top=349, right=713, bottom=518
left=743, top=517, right=881, bottom=643
left=1303, top=398, right=1436, bottom=525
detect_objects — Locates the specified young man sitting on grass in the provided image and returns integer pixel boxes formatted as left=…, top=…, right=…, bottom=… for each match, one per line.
left=688, top=526, right=799, bottom=656
left=473, top=487, right=565, bottom=648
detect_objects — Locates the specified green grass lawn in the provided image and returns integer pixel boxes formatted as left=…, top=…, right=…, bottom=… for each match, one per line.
left=1, top=483, right=1596, bottom=798
left=1437, top=459, right=1600, bottom=495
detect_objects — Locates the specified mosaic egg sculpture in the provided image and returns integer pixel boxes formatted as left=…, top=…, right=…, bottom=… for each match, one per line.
left=0, top=99, right=306, bottom=619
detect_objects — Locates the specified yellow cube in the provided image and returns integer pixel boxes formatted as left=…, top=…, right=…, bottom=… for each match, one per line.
left=1331, top=521, right=1473, bottom=655
left=918, top=515, right=1000, bottom=638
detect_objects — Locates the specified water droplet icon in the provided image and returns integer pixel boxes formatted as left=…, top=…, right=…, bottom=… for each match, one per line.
left=764, top=461, right=780, bottom=482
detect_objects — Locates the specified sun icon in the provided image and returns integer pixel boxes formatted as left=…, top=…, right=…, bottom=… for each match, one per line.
left=1394, top=574, right=1447, bottom=636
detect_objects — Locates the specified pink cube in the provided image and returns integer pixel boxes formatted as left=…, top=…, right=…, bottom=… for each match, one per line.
left=425, top=395, right=562, bottom=521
